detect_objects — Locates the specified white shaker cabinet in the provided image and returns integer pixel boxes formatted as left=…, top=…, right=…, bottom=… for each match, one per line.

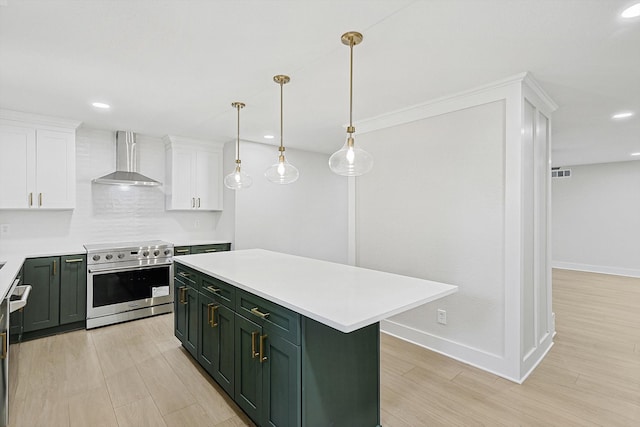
left=164, top=136, right=224, bottom=211
left=0, top=111, right=80, bottom=210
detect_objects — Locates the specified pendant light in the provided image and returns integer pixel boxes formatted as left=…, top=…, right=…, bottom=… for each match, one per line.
left=265, top=75, right=299, bottom=184
left=224, top=102, right=253, bottom=190
left=329, top=31, right=373, bottom=176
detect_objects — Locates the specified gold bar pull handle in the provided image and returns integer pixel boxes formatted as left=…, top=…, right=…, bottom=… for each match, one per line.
left=175, top=249, right=189, bottom=254
left=178, top=272, right=191, bottom=278
left=191, top=197, right=195, bottom=208
left=209, top=304, right=219, bottom=328
left=65, top=258, right=84, bottom=263
left=28, top=192, right=33, bottom=207
left=206, top=286, right=220, bottom=294
left=178, top=286, right=187, bottom=304
left=204, top=249, right=219, bottom=253
left=197, top=197, right=201, bottom=208
left=0, top=332, right=6, bottom=360
left=259, top=334, right=268, bottom=363
left=250, top=307, right=270, bottom=319
left=251, top=331, right=259, bottom=358
left=39, top=192, right=42, bottom=206
left=52, top=260, right=56, bottom=275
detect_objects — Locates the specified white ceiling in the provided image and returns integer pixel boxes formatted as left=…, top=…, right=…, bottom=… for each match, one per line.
left=1, top=0, right=639, bottom=166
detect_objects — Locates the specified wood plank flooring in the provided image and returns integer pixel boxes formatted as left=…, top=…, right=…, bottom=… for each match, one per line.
left=8, top=269, right=640, bottom=426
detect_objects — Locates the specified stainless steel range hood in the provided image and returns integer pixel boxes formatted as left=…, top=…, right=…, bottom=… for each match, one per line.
left=93, top=131, right=161, bottom=186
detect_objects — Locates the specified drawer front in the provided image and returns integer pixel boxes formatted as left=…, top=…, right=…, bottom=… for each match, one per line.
left=236, top=289, right=300, bottom=345
left=174, top=246, right=191, bottom=256
left=175, top=263, right=199, bottom=289
left=191, top=243, right=231, bottom=254
left=200, top=275, right=235, bottom=309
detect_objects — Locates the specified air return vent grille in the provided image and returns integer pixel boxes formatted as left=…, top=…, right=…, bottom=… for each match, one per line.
left=551, top=168, right=571, bottom=178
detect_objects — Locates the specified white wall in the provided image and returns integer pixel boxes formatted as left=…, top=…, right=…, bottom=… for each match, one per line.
left=352, top=73, right=556, bottom=382
left=0, top=127, right=234, bottom=248
left=552, top=160, right=640, bottom=277
left=231, top=141, right=348, bottom=264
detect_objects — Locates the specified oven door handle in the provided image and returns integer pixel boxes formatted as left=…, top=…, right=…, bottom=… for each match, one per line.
left=88, top=262, right=172, bottom=274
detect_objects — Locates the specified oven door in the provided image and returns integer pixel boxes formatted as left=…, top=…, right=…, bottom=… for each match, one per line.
left=87, top=262, right=174, bottom=320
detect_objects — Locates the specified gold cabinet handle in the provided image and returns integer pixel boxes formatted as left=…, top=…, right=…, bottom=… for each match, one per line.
left=250, top=307, right=270, bottom=319
left=39, top=192, right=43, bottom=206
left=175, top=249, right=190, bottom=254
left=178, top=286, right=187, bottom=304
left=0, top=332, right=6, bottom=360
left=191, top=197, right=195, bottom=208
left=65, top=258, right=84, bottom=263
left=251, top=331, right=259, bottom=358
left=206, top=286, right=220, bottom=294
left=178, top=272, right=191, bottom=278
left=204, top=249, right=219, bottom=253
left=197, top=197, right=201, bottom=208
left=52, top=260, right=57, bottom=275
left=28, top=192, right=33, bottom=206
left=208, top=303, right=219, bottom=328
left=259, top=334, right=268, bottom=363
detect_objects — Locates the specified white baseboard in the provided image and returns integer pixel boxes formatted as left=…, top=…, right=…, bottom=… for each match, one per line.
left=552, top=261, right=640, bottom=278
left=381, top=319, right=524, bottom=383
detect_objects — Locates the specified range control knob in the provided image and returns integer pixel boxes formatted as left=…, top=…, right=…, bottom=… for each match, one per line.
left=153, top=249, right=160, bottom=256
left=142, top=250, right=149, bottom=257
left=117, top=253, right=125, bottom=259
left=164, top=249, right=172, bottom=256
left=105, top=254, right=113, bottom=260
left=92, top=254, right=100, bottom=261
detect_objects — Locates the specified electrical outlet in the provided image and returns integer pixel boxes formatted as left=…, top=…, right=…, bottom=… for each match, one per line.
left=437, top=309, right=447, bottom=325
left=0, top=224, right=9, bottom=236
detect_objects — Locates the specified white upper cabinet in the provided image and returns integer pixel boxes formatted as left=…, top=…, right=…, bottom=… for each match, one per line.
left=164, top=136, right=224, bottom=211
left=0, top=111, right=79, bottom=210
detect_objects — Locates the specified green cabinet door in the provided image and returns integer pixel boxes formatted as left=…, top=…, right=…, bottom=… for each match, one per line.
left=235, top=314, right=263, bottom=423
left=262, top=331, right=301, bottom=427
left=23, top=257, right=60, bottom=332
left=198, top=292, right=216, bottom=371
left=59, top=254, right=86, bottom=325
left=199, top=292, right=235, bottom=397
left=185, top=285, right=199, bottom=358
left=174, top=279, right=188, bottom=344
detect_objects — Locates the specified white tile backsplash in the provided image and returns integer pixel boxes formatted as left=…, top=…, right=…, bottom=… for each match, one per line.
left=0, top=127, right=231, bottom=249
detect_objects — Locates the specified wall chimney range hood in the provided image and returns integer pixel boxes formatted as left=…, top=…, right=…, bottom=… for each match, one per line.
left=93, top=131, right=161, bottom=186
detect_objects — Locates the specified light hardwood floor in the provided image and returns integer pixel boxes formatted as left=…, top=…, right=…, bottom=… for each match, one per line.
left=8, top=269, right=640, bottom=426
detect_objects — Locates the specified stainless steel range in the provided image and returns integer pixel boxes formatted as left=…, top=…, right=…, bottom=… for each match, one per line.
left=84, top=240, right=174, bottom=329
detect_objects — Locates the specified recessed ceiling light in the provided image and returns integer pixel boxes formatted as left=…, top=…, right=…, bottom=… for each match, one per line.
left=92, top=102, right=111, bottom=109
left=631, top=152, right=640, bottom=156
left=621, top=3, right=640, bottom=18
left=612, top=111, right=634, bottom=119
left=263, top=135, right=275, bottom=139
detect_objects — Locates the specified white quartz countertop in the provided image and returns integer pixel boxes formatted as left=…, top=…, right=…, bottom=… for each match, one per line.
left=175, top=249, right=458, bottom=333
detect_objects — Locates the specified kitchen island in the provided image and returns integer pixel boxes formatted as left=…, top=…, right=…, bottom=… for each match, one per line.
left=174, top=249, right=458, bottom=427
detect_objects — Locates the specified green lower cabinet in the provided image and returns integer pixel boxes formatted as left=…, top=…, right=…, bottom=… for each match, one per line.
left=262, top=331, right=301, bottom=427
left=174, top=279, right=198, bottom=358
left=234, top=314, right=263, bottom=423
left=23, top=257, right=60, bottom=332
left=59, top=255, right=87, bottom=325
left=198, top=292, right=235, bottom=397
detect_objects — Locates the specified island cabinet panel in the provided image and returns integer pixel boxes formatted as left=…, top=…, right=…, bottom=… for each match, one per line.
left=23, top=257, right=60, bottom=332
left=301, top=319, right=380, bottom=427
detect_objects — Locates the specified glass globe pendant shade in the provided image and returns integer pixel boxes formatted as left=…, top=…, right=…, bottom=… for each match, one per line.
left=224, top=165, right=253, bottom=190
left=265, top=155, right=299, bottom=184
left=328, top=136, right=373, bottom=176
